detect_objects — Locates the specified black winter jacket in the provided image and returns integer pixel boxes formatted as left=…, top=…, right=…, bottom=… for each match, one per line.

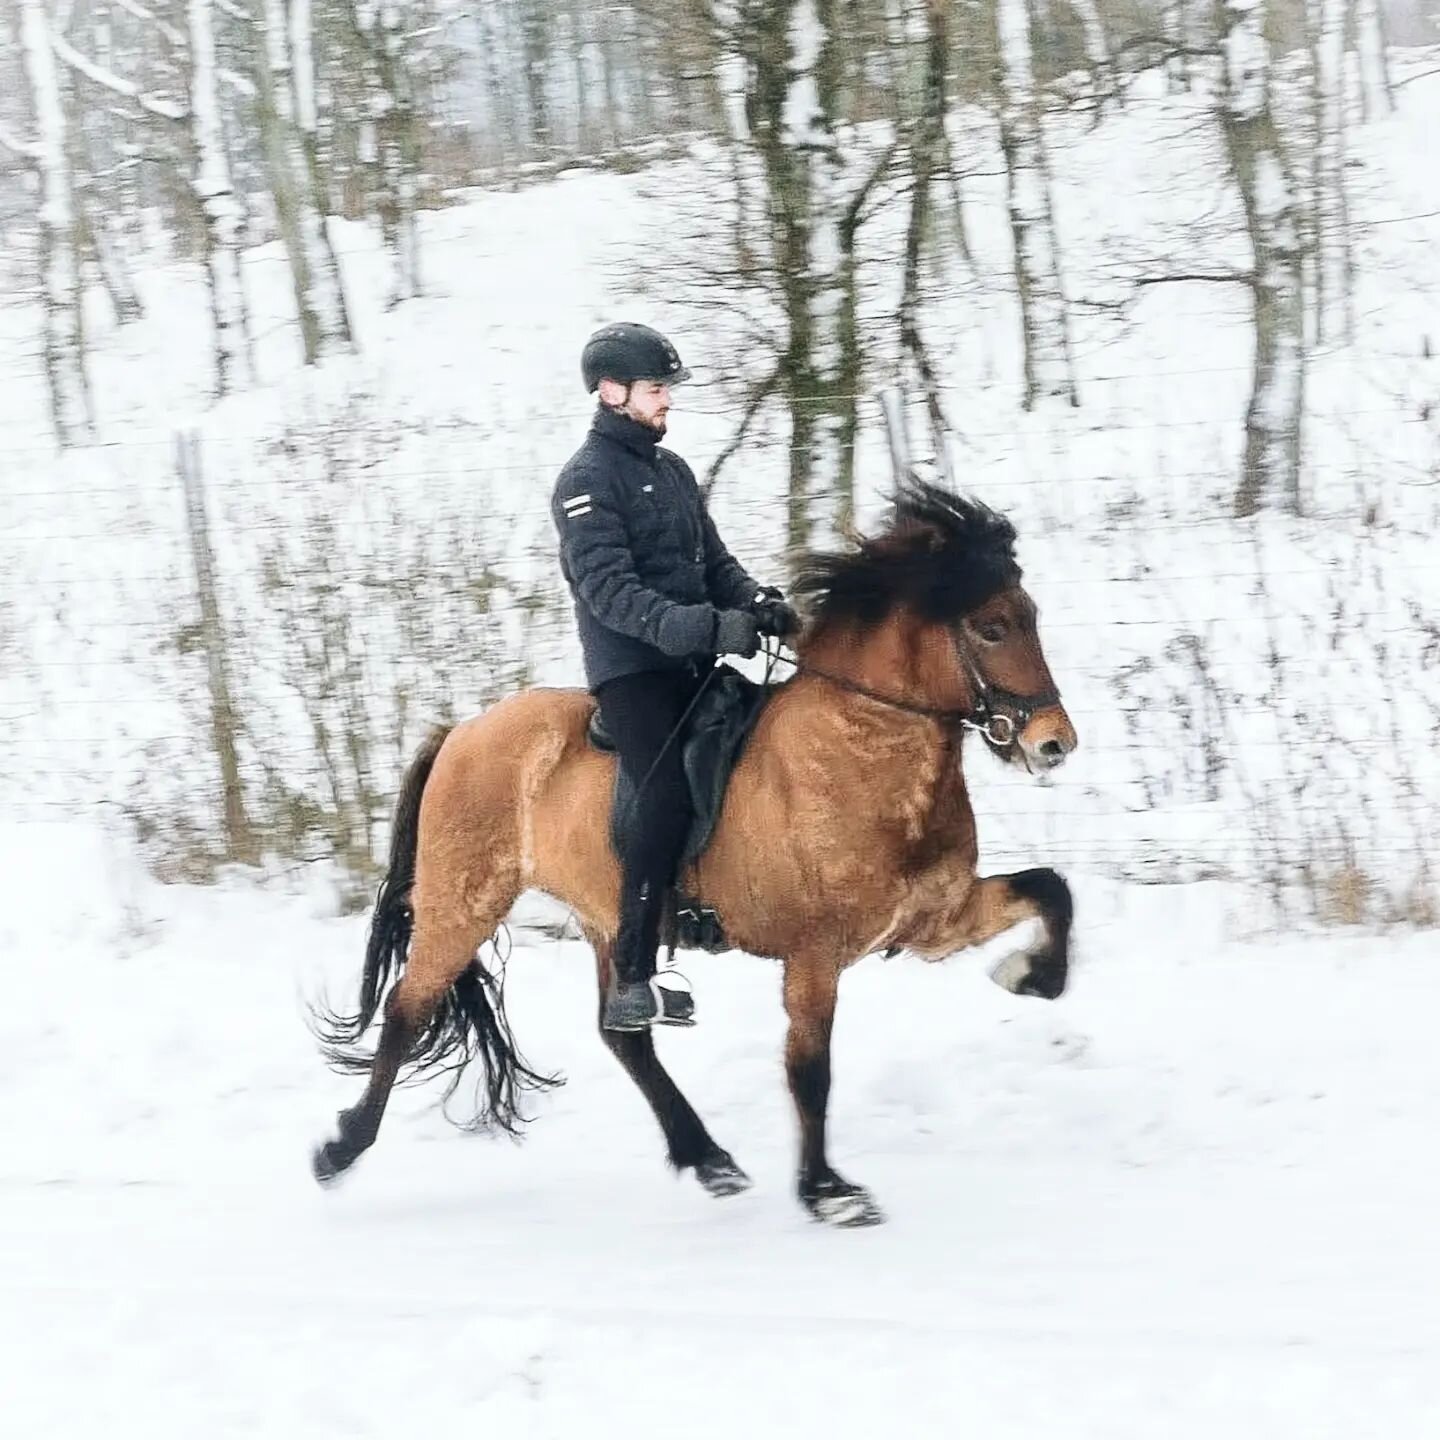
left=552, top=408, right=759, bottom=689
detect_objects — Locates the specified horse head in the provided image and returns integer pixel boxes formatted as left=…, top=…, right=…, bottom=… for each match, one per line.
left=792, top=477, right=1077, bottom=772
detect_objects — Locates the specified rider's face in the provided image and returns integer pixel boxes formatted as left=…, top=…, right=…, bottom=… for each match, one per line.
left=599, top=378, right=673, bottom=434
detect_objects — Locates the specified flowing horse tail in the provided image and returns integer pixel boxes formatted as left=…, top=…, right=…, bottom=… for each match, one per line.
left=311, top=724, right=557, bottom=1138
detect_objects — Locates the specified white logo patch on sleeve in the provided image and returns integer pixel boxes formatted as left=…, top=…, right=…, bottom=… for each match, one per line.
left=563, top=493, right=593, bottom=519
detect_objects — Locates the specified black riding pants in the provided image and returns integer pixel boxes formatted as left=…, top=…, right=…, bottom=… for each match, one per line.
left=594, top=663, right=711, bottom=979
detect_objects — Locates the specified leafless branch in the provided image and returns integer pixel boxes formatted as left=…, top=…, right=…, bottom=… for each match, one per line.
left=1134, top=271, right=1254, bottom=287
left=50, top=30, right=189, bottom=121
left=0, top=118, right=39, bottom=162
left=702, top=365, right=782, bottom=498
left=112, top=0, right=187, bottom=48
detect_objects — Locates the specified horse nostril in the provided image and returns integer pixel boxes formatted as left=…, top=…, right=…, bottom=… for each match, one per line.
left=1038, top=739, right=1068, bottom=765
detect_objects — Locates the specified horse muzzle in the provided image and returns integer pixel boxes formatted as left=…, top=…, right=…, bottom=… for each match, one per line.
left=1017, top=707, right=1078, bottom=772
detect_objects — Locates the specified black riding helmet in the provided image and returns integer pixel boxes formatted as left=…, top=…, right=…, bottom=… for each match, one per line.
left=582, top=322, right=691, bottom=393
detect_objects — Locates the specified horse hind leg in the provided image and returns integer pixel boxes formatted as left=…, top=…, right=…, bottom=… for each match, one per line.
left=313, top=875, right=553, bottom=1184
left=592, top=938, right=751, bottom=1199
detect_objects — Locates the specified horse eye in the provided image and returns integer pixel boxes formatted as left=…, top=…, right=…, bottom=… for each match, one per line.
left=976, top=620, right=1007, bottom=645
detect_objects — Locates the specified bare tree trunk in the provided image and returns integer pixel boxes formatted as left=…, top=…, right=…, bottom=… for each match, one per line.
left=571, top=2, right=589, bottom=153
left=1216, top=0, right=1307, bottom=517
left=1350, top=0, right=1393, bottom=120
left=597, top=4, right=621, bottom=151
left=752, top=0, right=856, bottom=556
left=627, top=6, right=657, bottom=135
left=994, top=0, right=1077, bottom=408
left=77, top=184, right=145, bottom=323
left=188, top=0, right=253, bottom=396
left=475, top=0, right=520, bottom=171
left=899, top=0, right=951, bottom=451
left=355, top=0, right=420, bottom=306
left=288, top=0, right=353, bottom=346
left=520, top=0, right=551, bottom=155
left=711, top=1, right=760, bottom=268
left=177, top=428, right=259, bottom=866
left=1166, top=0, right=1191, bottom=92
left=1310, top=0, right=1353, bottom=346
left=1069, top=0, right=1114, bottom=121
left=78, top=0, right=144, bottom=324
left=21, top=0, right=95, bottom=446
left=256, top=0, right=323, bottom=362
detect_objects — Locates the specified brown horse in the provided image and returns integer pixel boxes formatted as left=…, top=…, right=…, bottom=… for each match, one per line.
left=312, top=481, right=1078, bottom=1226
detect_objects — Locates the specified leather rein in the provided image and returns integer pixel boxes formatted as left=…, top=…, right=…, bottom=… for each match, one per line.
left=761, top=633, right=1060, bottom=749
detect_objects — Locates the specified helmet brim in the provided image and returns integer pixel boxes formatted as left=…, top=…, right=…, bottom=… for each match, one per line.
left=591, top=366, right=692, bottom=392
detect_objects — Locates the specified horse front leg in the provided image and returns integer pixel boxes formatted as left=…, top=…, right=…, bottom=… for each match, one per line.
left=783, top=957, right=885, bottom=1228
left=940, top=868, right=1074, bottom=999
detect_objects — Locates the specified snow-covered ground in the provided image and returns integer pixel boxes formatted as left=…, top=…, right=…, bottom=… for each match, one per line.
left=3, top=820, right=1438, bottom=1437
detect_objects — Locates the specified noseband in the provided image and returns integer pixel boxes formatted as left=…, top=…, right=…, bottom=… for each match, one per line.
left=945, top=631, right=1061, bottom=747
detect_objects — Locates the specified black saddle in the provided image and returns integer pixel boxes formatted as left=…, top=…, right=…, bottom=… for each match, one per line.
left=588, top=664, right=771, bottom=871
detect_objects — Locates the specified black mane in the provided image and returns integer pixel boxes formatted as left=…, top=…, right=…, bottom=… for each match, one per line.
left=793, top=478, right=1020, bottom=627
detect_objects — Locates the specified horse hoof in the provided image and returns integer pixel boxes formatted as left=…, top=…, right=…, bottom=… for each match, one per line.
left=311, top=1140, right=353, bottom=1188
left=694, top=1151, right=753, bottom=1198
left=990, top=950, right=1067, bottom=1000
left=804, top=1184, right=886, bottom=1228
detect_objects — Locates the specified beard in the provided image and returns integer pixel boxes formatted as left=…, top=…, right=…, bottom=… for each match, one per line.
left=630, top=407, right=668, bottom=437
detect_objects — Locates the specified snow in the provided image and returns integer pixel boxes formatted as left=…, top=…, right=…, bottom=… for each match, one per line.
left=3, top=38, right=1440, bottom=1435
left=2, top=821, right=1438, bottom=1436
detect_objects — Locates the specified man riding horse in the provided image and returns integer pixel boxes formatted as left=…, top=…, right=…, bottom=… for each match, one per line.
left=552, top=323, right=798, bottom=1033
left=313, top=380, right=1079, bottom=1225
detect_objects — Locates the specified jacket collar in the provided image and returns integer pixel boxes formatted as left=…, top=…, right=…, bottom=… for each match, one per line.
left=592, top=405, right=663, bottom=459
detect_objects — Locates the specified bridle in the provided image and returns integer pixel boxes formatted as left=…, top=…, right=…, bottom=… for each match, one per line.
left=761, top=628, right=1060, bottom=750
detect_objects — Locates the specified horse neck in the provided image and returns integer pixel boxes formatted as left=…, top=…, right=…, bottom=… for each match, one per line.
left=795, top=611, right=969, bottom=715
left=784, top=614, right=973, bottom=841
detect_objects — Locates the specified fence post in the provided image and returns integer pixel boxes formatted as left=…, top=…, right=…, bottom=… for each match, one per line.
left=176, top=427, right=258, bottom=866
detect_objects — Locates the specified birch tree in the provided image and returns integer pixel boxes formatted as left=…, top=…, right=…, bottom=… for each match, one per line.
left=289, top=0, right=351, bottom=338
left=520, top=0, right=551, bottom=155
left=1349, top=0, right=1393, bottom=120
left=76, top=0, right=144, bottom=324
left=994, top=0, right=1077, bottom=408
left=1165, top=0, right=1192, bottom=93
left=1215, top=0, right=1306, bottom=516
left=255, top=0, right=350, bottom=363
left=898, top=0, right=951, bottom=449
left=1069, top=0, right=1115, bottom=121
left=47, top=0, right=256, bottom=397
left=751, top=0, right=862, bottom=552
left=1310, top=0, right=1352, bottom=346
left=352, top=0, right=420, bottom=306
left=20, top=0, right=95, bottom=446
left=188, top=0, right=252, bottom=394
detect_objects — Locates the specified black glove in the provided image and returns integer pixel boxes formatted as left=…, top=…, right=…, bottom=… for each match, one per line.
left=751, top=586, right=801, bottom=640
left=714, top=608, right=761, bottom=659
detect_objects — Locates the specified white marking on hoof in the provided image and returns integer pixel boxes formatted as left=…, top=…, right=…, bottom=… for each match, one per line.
left=699, top=1168, right=753, bottom=1199
left=813, top=1190, right=886, bottom=1228
left=990, top=950, right=1037, bottom=995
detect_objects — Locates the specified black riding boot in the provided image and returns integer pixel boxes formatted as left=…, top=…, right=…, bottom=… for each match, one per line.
left=602, top=881, right=696, bottom=1032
